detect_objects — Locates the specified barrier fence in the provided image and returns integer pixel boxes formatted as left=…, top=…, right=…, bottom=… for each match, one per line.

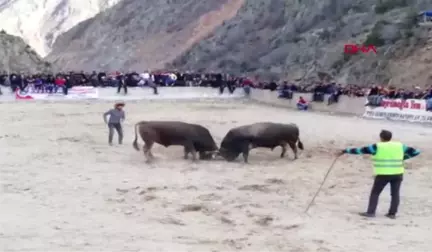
left=7, top=86, right=432, bottom=123
left=250, top=89, right=432, bottom=123
left=364, top=98, right=432, bottom=123
left=11, top=86, right=245, bottom=101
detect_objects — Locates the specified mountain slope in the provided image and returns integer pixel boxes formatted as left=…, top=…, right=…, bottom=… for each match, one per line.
left=169, top=0, right=432, bottom=86
left=47, top=0, right=432, bottom=86
left=168, top=0, right=432, bottom=86
left=0, top=0, right=121, bottom=56
left=46, top=0, right=244, bottom=71
left=0, top=30, right=51, bottom=73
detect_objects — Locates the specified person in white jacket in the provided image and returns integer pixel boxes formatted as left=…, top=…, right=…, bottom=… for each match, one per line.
left=139, top=72, right=158, bottom=95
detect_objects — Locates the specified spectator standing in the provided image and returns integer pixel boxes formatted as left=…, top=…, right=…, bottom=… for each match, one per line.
left=147, top=73, right=158, bottom=95
left=103, top=102, right=126, bottom=145
left=54, top=75, right=66, bottom=94
left=10, top=73, right=21, bottom=92
left=241, top=77, right=253, bottom=96
left=90, top=71, right=99, bottom=87
left=116, top=72, right=127, bottom=94
left=226, top=76, right=237, bottom=94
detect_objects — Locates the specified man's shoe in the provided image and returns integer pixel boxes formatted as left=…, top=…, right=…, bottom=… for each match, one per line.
left=385, top=213, right=396, bottom=219
left=358, top=212, right=375, bottom=218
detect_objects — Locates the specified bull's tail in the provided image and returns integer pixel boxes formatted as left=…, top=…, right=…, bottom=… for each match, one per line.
left=132, top=123, right=140, bottom=151
left=297, top=138, right=304, bottom=150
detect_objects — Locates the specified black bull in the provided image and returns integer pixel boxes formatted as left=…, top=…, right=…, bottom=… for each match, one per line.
left=132, top=121, right=218, bottom=162
left=218, top=122, right=304, bottom=162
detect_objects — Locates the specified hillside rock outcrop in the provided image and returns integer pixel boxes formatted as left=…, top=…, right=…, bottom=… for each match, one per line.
left=170, top=0, right=432, bottom=86
left=0, top=0, right=120, bottom=56
left=48, top=0, right=432, bottom=86
left=0, top=30, right=51, bottom=73
left=46, top=0, right=244, bottom=71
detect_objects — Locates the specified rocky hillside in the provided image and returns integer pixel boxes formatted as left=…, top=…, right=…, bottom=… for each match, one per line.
left=170, top=0, right=432, bottom=86
left=0, top=0, right=120, bottom=56
left=48, top=0, right=432, bottom=86
left=46, top=0, right=244, bottom=71
left=0, top=30, right=51, bottom=73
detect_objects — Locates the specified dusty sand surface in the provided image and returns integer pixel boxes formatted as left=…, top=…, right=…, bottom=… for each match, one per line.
left=1, top=99, right=431, bottom=252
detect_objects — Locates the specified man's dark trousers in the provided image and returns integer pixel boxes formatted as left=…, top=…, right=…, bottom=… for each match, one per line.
left=108, top=123, right=123, bottom=144
left=367, top=174, right=403, bottom=215
left=117, top=82, right=127, bottom=94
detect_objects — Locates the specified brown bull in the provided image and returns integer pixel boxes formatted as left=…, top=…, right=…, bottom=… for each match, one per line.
left=132, top=121, right=218, bottom=162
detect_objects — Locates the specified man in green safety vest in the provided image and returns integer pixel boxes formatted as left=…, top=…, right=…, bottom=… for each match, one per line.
left=340, top=129, right=420, bottom=219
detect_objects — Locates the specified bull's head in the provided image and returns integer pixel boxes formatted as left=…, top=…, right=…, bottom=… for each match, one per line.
left=199, top=150, right=222, bottom=160
left=217, top=148, right=240, bottom=161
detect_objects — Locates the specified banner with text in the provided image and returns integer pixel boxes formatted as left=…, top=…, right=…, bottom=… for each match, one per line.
left=15, top=87, right=99, bottom=100
left=363, top=98, right=432, bottom=123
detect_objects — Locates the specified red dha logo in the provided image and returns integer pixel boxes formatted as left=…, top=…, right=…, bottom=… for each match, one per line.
left=344, top=44, right=377, bottom=54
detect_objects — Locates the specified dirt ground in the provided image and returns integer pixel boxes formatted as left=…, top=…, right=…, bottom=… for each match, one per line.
left=1, top=100, right=431, bottom=252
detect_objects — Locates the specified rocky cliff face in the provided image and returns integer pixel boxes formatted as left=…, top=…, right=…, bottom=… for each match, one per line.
left=48, top=0, right=432, bottom=86
left=0, top=0, right=120, bottom=56
left=171, top=0, right=432, bottom=86
left=0, top=30, right=51, bottom=73
left=46, top=0, right=244, bottom=71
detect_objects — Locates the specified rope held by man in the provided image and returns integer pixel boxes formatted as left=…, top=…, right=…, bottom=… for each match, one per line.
left=304, top=155, right=340, bottom=214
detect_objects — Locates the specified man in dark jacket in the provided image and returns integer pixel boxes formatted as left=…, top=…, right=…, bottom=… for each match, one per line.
left=10, top=73, right=22, bottom=92
left=116, top=72, right=127, bottom=94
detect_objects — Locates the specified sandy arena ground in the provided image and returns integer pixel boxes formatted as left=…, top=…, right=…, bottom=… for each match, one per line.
left=1, top=99, right=431, bottom=251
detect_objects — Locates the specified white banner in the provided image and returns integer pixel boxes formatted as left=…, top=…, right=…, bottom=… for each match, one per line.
left=16, top=86, right=99, bottom=100
left=363, top=98, right=432, bottom=123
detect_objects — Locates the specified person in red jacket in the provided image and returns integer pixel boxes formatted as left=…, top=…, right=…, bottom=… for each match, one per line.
left=54, top=75, right=66, bottom=94
left=241, top=77, right=253, bottom=96
left=297, top=96, right=309, bottom=110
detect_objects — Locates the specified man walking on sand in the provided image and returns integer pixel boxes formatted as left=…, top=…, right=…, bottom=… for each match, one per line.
left=103, top=102, right=125, bottom=145
left=116, top=72, right=127, bottom=95
left=339, top=129, right=420, bottom=219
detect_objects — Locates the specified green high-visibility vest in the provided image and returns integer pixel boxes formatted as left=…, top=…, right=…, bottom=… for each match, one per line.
left=372, top=142, right=404, bottom=175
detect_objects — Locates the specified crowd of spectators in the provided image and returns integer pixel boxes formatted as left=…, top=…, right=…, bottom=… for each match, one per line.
left=0, top=71, right=250, bottom=94
left=366, top=85, right=432, bottom=111
left=367, top=85, right=432, bottom=100
left=1, top=71, right=431, bottom=106
left=257, top=80, right=432, bottom=110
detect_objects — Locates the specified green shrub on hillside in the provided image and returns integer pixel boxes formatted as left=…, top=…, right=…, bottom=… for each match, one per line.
left=375, top=0, right=408, bottom=14
left=364, top=31, right=385, bottom=46
left=402, top=9, right=418, bottom=29
left=363, top=22, right=386, bottom=46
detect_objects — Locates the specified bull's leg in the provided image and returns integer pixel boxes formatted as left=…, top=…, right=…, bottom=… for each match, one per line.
left=183, top=146, right=189, bottom=159
left=190, top=147, right=197, bottom=161
left=143, top=141, right=154, bottom=162
left=287, top=141, right=298, bottom=160
left=184, top=142, right=197, bottom=161
left=148, top=144, right=155, bottom=158
left=199, top=151, right=208, bottom=160
left=199, top=151, right=214, bottom=160
left=280, top=142, right=287, bottom=158
left=242, top=143, right=252, bottom=163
